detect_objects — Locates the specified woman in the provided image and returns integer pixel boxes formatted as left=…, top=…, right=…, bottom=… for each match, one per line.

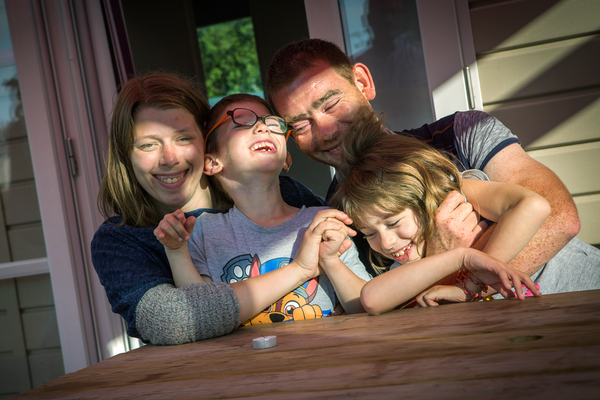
left=92, top=73, right=324, bottom=345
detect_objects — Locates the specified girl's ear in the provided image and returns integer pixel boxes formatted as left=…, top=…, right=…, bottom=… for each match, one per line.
left=282, top=151, right=293, bottom=173
left=353, top=63, right=376, bottom=101
left=203, top=154, right=223, bottom=176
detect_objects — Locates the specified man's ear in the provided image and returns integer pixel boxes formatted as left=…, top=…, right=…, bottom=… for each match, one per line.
left=353, top=63, right=376, bottom=101
left=282, top=151, right=292, bottom=173
left=203, top=154, right=223, bottom=176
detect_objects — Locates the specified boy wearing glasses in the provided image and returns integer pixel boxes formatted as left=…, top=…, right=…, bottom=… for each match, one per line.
left=155, top=94, right=371, bottom=325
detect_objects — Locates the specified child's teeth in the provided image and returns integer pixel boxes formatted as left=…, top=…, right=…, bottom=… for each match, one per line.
left=393, top=243, right=412, bottom=257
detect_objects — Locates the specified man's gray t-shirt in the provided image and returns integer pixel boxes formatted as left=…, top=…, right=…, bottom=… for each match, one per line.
left=188, top=206, right=371, bottom=323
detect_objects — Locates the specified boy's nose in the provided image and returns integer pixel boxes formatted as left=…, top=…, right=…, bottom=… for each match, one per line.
left=253, top=121, right=270, bottom=134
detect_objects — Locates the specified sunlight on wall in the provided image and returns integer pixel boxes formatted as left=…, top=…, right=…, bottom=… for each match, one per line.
left=529, top=97, right=600, bottom=148
left=431, top=68, right=469, bottom=119
left=496, top=0, right=600, bottom=50
left=479, top=36, right=589, bottom=106
left=479, top=0, right=600, bottom=108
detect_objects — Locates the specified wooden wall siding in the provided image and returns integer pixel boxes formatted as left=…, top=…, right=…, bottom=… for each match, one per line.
left=470, top=0, right=600, bottom=54
left=527, top=142, right=600, bottom=196
left=0, top=275, right=64, bottom=398
left=2, top=183, right=41, bottom=225
left=469, top=0, right=600, bottom=246
left=0, top=90, right=60, bottom=395
left=0, top=140, right=34, bottom=185
left=477, top=35, right=600, bottom=105
left=0, top=279, right=34, bottom=398
left=574, top=194, right=600, bottom=245
left=483, top=88, right=600, bottom=148
left=0, top=143, right=46, bottom=261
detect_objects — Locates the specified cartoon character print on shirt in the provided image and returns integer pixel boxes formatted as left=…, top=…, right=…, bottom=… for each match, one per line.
left=220, top=254, right=329, bottom=325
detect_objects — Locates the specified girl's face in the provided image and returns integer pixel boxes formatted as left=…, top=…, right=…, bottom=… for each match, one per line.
left=358, top=207, right=424, bottom=265
left=211, top=101, right=288, bottom=178
left=130, top=107, right=209, bottom=216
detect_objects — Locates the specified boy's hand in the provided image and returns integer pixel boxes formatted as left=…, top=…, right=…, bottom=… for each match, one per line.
left=416, top=284, right=468, bottom=306
left=463, top=248, right=542, bottom=300
left=294, top=209, right=355, bottom=279
left=154, top=209, right=196, bottom=250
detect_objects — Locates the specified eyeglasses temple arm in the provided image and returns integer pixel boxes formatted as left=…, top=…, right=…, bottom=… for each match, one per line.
left=204, top=113, right=229, bottom=152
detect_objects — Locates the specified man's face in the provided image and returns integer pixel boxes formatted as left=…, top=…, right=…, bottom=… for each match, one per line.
left=271, top=62, right=375, bottom=169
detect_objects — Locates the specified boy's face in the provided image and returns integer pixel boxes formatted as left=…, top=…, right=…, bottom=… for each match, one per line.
left=210, top=101, right=289, bottom=178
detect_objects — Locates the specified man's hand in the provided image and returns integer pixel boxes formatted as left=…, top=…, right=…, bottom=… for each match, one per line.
left=426, top=191, right=488, bottom=257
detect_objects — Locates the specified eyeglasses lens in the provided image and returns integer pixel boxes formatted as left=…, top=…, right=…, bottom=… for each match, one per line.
left=231, top=109, right=257, bottom=127
left=264, top=116, right=287, bottom=134
left=231, top=108, right=287, bottom=135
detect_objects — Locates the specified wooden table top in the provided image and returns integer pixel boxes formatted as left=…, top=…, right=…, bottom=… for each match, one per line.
left=20, top=290, right=600, bottom=399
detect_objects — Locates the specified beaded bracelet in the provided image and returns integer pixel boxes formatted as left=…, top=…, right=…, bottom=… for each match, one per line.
left=456, top=270, right=489, bottom=301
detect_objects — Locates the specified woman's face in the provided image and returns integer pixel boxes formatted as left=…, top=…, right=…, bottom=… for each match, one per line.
left=130, top=107, right=209, bottom=215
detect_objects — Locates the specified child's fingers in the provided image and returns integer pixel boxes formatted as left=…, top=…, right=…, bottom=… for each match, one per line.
left=310, top=209, right=353, bottom=229
left=154, top=226, right=166, bottom=240
left=159, top=213, right=189, bottom=241
left=517, top=272, right=542, bottom=297
left=338, top=238, right=353, bottom=256
left=310, top=220, right=346, bottom=238
left=184, top=215, right=196, bottom=233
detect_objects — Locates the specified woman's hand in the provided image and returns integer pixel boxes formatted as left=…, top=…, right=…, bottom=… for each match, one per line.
left=154, top=209, right=196, bottom=250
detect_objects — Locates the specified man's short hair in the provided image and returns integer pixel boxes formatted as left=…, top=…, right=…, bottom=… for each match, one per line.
left=265, top=39, right=355, bottom=108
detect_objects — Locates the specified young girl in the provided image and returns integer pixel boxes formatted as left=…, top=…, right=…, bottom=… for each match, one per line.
left=330, top=114, right=547, bottom=314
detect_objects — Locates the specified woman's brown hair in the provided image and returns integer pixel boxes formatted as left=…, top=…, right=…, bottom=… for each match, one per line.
left=98, top=72, right=210, bottom=227
left=330, top=114, right=462, bottom=271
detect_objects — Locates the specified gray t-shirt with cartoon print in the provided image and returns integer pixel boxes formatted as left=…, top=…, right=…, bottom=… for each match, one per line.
left=188, top=206, right=371, bottom=324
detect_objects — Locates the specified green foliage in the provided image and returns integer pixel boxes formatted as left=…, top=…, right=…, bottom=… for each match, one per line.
left=197, top=17, right=263, bottom=100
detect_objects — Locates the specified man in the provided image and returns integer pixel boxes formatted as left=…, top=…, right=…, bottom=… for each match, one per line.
left=265, top=38, right=599, bottom=294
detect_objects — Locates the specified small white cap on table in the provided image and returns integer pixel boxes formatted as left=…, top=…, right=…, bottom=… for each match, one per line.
left=253, top=335, right=277, bottom=349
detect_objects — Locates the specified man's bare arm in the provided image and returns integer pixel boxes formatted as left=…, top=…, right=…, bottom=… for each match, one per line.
left=478, top=143, right=580, bottom=276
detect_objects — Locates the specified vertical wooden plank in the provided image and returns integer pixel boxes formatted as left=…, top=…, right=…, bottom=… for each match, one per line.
left=0, top=278, right=32, bottom=396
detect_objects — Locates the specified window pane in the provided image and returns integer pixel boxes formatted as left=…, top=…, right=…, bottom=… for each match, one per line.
left=339, top=0, right=433, bottom=129
left=197, top=17, right=263, bottom=106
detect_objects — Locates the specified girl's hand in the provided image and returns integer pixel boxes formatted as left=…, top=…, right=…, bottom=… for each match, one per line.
left=319, top=224, right=354, bottom=265
left=154, top=209, right=196, bottom=250
left=294, top=209, right=355, bottom=279
left=416, top=284, right=469, bottom=306
left=463, top=249, right=542, bottom=300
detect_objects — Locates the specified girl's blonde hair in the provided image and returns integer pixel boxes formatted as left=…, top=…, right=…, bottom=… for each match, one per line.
left=329, top=114, right=463, bottom=270
left=98, top=72, right=211, bottom=227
